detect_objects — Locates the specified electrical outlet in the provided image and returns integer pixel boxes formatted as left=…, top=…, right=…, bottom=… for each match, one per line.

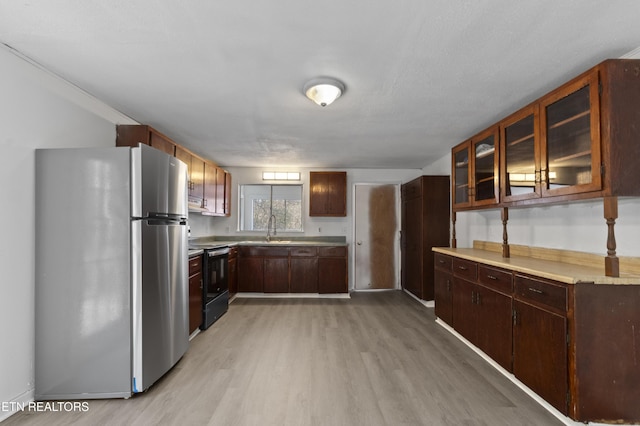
left=318, top=227, right=322, bottom=233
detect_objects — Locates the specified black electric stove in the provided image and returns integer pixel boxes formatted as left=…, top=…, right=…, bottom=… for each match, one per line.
left=188, top=242, right=229, bottom=329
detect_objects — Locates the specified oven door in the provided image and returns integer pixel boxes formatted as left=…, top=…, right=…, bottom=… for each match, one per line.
left=202, top=248, right=229, bottom=329
left=206, top=249, right=229, bottom=302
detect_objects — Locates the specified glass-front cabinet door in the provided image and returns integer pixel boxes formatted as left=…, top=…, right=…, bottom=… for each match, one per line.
left=501, top=106, right=541, bottom=202
left=452, top=127, right=500, bottom=210
left=540, top=71, right=601, bottom=197
left=471, top=127, right=499, bottom=206
left=452, top=141, right=471, bottom=209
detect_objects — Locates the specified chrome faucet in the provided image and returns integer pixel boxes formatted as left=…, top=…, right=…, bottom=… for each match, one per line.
left=266, top=214, right=277, bottom=242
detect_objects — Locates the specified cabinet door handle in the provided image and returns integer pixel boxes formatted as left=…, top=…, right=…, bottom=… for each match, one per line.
left=471, top=291, right=475, bottom=304
left=439, top=260, right=445, bottom=264
left=446, top=279, right=451, bottom=292
left=528, top=287, right=544, bottom=294
left=476, top=293, right=481, bottom=305
left=513, top=309, right=518, bottom=325
left=487, top=274, right=497, bottom=280
left=458, top=265, right=468, bottom=271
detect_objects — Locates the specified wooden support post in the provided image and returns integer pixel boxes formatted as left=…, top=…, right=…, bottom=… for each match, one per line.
left=451, top=211, right=457, bottom=248
left=604, top=196, right=619, bottom=277
left=501, top=207, right=510, bottom=258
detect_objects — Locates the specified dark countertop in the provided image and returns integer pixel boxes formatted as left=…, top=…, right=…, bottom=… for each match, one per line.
left=189, top=236, right=348, bottom=250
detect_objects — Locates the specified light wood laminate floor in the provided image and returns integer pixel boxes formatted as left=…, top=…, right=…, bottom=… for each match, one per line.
left=6, top=291, right=561, bottom=425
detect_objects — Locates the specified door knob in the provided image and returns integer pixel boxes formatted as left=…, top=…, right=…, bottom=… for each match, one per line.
left=357, top=241, right=363, bottom=245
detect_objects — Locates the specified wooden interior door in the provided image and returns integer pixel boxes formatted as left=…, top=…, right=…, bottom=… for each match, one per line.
left=354, top=184, right=399, bottom=290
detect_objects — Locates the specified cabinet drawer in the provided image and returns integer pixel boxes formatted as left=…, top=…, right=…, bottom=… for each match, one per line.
left=453, top=258, right=477, bottom=281
left=478, top=265, right=512, bottom=294
left=291, top=246, right=318, bottom=257
left=514, top=274, right=567, bottom=314
left=434, top=254, right=452, bottom=271
left=188, top=255, right=202, bottom=275
left=240, top=246, right=289, bottom=257
left=319, top=246, right=347, bottom=257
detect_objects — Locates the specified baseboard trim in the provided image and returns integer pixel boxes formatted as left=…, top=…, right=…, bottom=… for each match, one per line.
left=234, top=292, right=351, bottom=299
left=402, top=288, right=435, bottom=307
left=0, top=388, right=35, bottom=423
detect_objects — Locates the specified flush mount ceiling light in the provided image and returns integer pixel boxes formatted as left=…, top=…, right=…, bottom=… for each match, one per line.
left=303, top=77, right=345, bottom=107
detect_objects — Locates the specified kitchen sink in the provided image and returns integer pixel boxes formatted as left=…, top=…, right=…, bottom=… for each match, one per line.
left=267, top=240, right=291, bottom=244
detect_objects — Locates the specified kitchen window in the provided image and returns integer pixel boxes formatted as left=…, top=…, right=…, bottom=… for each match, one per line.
left=239, top=185, right=303, bottom=232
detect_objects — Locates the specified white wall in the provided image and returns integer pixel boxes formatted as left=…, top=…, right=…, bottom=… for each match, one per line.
left=0, top=45, right=135, bottom=421
left=423, top=153, right=640, bottom=257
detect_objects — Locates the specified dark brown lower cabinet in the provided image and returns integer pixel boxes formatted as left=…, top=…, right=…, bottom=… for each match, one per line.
left=290, top=258, right=319, bottom=292
left=452, top=277, right=512, bottom=371
left=513, top=273, right=569, bottom=414
left=264, top=258, right=289, bottom=293
left=188, top=254, right=203, bottom=334
left=318, top=246, right=348, bottom=293
left=238, top=257, right=264, bottom=292
left=290, top=246, right=319, bottom=293
left=475, top=284, right=512, bottom=371
left=433, top=268, right=453, bottom=326
left=452, top=278, right=476, bottom=343
left=318, top=257, right=347, bottom=293
left=237, top=245, right=348, bottom=294
left=435, top=251, right=640, bottom=423
left=572, top=283, right=640, bottom=422
left=513, top=300, right=568, bottom=414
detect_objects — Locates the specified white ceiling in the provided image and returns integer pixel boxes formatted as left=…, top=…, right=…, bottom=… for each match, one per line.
left=1, top=1, right=640, bottom=169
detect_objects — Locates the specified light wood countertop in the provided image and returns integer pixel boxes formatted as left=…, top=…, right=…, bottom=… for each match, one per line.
left=433, top=246, right=640, bottom=285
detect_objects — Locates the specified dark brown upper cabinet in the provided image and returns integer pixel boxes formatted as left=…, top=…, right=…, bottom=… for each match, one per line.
left=116, top=124, right=175, bottom=156
left=453, top=59, right=640, bottom=211
left=309, top=171, right=347, bottom=216
left=175, top=146, right=204, bottom=208
left=117, top=124, right=231, bottom=215
left=500, top=105, right=541, bottom=203
left=539, top=70, right=601, bottom=199
left=452, top=141, right=472, bottom=209
left=452, top=126, right=499, bottom=210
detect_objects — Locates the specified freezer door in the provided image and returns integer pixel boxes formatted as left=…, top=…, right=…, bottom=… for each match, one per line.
left=135, top=219, right=189, bottom=391
left=133, top=144, right=188, bottom=219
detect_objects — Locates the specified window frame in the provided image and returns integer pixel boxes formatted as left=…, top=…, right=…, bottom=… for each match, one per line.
left=238, top=184, right=304, bottom=233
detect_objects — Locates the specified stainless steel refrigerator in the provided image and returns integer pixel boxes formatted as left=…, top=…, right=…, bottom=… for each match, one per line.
left=35, top=144, right=189, bottom=399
